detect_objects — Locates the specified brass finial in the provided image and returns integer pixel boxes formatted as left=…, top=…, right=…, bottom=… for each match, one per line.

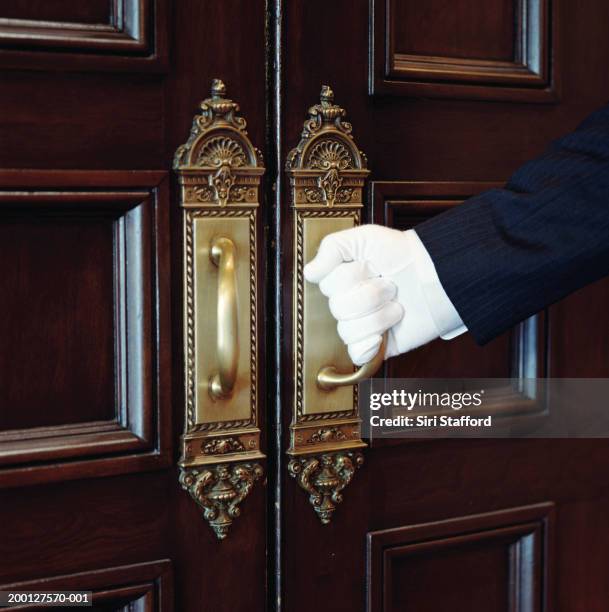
left=309, top=84, right=345, bottom=124
left=211, top=79, right=227, bottom=99
left=174, top=78, right=255, bottom=169
left=320, top=85, right=334, bottom=105
left=198, top=79, right=241, bottom=123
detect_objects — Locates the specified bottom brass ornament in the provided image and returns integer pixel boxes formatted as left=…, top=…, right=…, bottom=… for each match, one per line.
left=179, top=462, right=263, bottom=539
left=288, top=451, right=364, bottom=524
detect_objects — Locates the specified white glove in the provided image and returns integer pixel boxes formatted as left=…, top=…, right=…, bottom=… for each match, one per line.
left=303, top=225, right=466, bottom=365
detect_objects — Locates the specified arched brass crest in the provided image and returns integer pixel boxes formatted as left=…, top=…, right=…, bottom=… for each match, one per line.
left=174, top=80, right=265, bottom=539
left=287, top=86, right=370, bottom=524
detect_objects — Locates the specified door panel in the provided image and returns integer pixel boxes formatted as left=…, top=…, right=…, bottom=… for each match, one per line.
left=367, top=504, right=553, bottom=611
left=371, top=0, right=556, bottom=101
left=278, top=0, right=609, bottom=610
left=0, top=560, right=173, bottom=610
left=0, top=3, right=268, bottom=611
left=0, top=0, right=168, bottom=72
left=0, top=171, right=171, bottom=485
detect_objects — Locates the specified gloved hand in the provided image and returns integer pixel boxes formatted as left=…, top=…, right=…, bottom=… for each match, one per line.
left=304, top=224, right=454, bottom=365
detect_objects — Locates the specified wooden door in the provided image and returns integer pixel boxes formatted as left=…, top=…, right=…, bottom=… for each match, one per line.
left=277, top=1, right=609, bottom=610
left=0, top=2, right=269, bottom=611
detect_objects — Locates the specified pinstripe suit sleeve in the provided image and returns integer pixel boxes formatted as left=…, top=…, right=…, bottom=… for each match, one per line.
left=414, top=103, right=609, bottom=345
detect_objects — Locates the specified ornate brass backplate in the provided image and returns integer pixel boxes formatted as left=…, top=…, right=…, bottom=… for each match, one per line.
left=287, top=86, right=370, bottom=524
left=174, top=80, right=265, bottom=540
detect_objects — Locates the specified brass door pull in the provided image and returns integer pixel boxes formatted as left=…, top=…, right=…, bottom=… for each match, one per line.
left=209, top=236, right=239, bottom=400
left=287, top=86, right=370, bottom=524
left=317, top=332, right=387, bottom=391
left=175, top=80, right=264, bottom=539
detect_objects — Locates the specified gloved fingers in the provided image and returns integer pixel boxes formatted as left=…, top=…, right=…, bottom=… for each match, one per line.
left=304, top=224, right=409, bottom=284
left=304, top=226, right=387, bottom=283
left=318, top=261, right=376, bottom=297
left=329, top=278, right=397, bottom=321
left=347, top=334, right=383, bottom=366
left=303, top=235, right=346, bottom=283
left=337, top=301, right=404, bottom=345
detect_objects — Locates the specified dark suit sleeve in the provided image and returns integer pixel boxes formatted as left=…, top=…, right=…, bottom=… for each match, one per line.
left=415, top=104, right=609, bottom=345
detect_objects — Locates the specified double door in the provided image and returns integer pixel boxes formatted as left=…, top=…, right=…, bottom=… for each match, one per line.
left=1, top=1, right=609, bottom=610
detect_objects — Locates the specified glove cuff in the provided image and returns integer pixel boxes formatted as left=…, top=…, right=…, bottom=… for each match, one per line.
left=407, top=230, right=467, bottom=340
left=385, top=260, right=443, bottom=357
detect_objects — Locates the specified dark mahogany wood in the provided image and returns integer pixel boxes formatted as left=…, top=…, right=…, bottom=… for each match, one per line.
left=390, top=0, right=517, bottom=61
left=0, top=559, right=173, bottom=611
left=5, top=1, right=609, bottom=610
left=0, top=1, right=113, bottom=25
left=278, top=1, right=609, bottom=611
left=0, top=0, right=168, bottom=72
left=0, top=171, right=170, bottom=487
left=370, top=0, right=557, bottom=101
left=367, top=504, right=554, bottom=611
left=163, top=3, right=268, bottom=611
left=0, top=200, right=116, bottom=429
left=0, top=3, right=268, bottom=612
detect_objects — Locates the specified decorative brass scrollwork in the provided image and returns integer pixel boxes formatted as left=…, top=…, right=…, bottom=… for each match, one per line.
left=174, top=80, right=265, bottom=539
left=288, top=452, right=364, bottom=524
left=180, top=463, right=263, bottom=540
left=287, top=86, right=370, bottom=523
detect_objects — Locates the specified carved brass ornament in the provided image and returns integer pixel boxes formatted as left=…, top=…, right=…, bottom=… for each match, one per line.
left=287, top=86, right=370, bottom=523
left=174, top=80, right=264, bottom=539
left=179, top=463, right=263, bottom=540
left=288, top=452, right=364, bottom=524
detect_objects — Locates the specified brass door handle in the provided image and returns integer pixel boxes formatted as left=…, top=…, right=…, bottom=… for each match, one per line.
left=316, top=332, right=387, bottom=391
left=175, top=80, right=264, bottom=540
left=209, top=235, right=239, bottom=400
left=287, top=86, right=370, bottom=524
